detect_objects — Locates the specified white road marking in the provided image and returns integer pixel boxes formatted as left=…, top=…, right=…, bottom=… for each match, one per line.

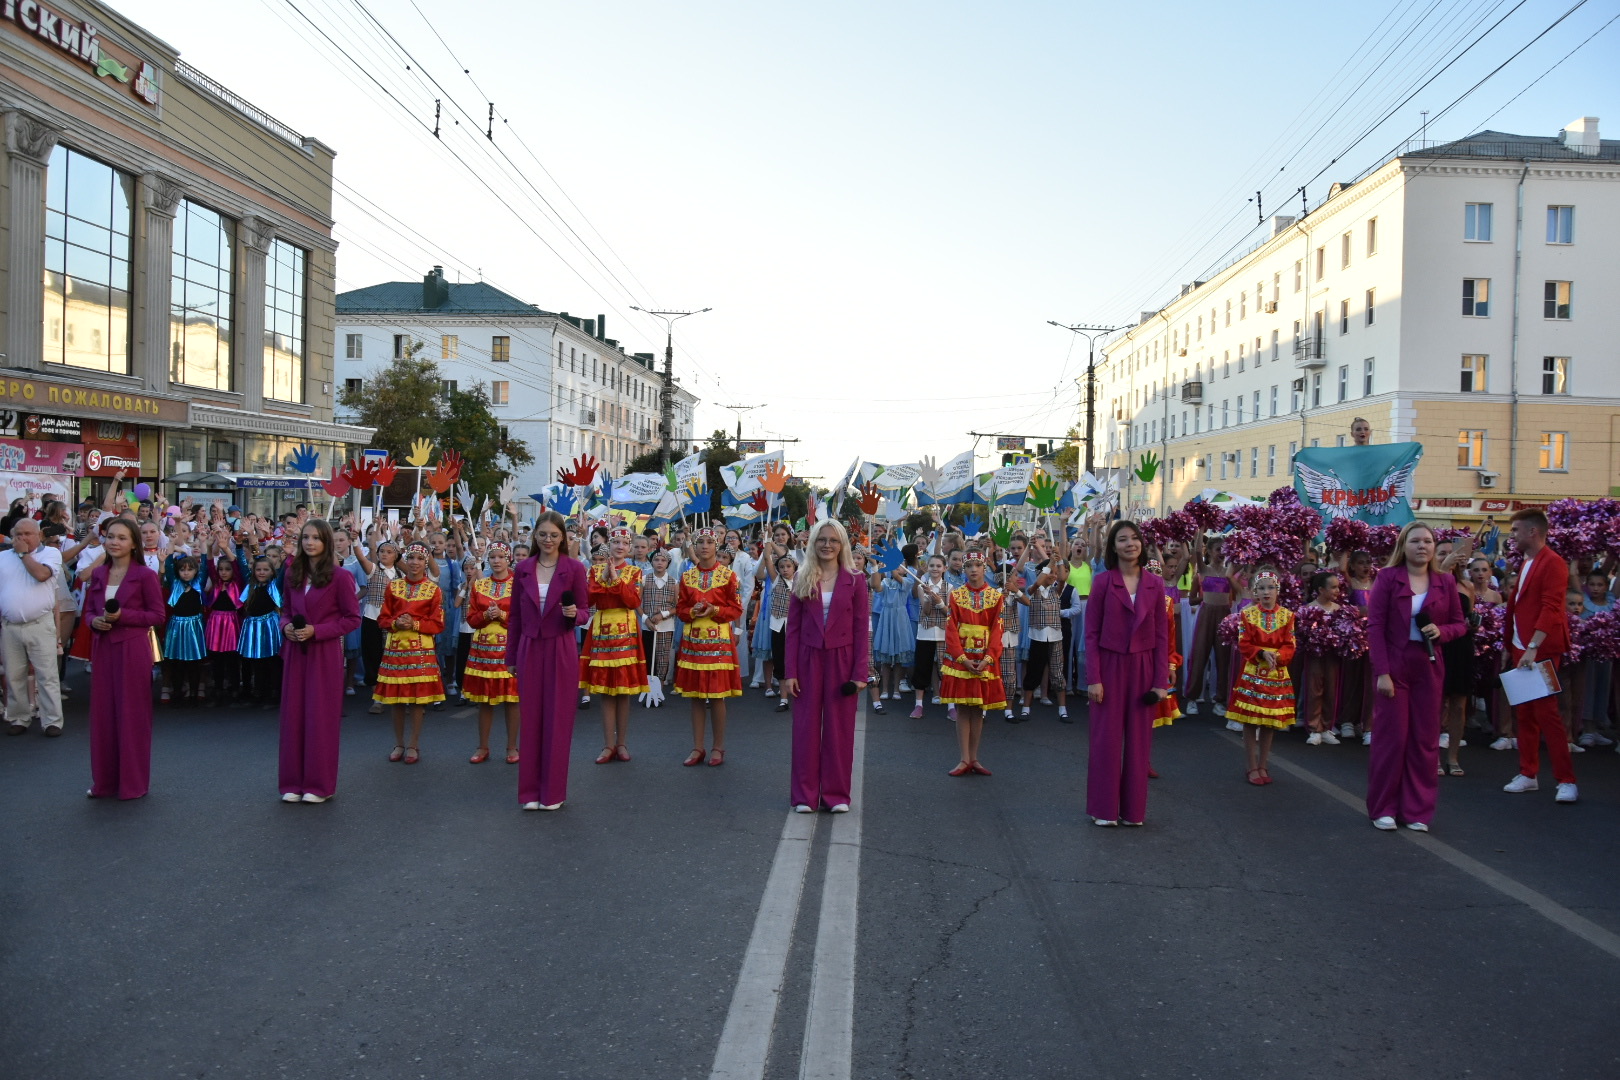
left=1241, top=733, right=1620, bottom=962
left=798, top=712, right=866, bottom=1080
left=709, top=809, right=819, bottom=1080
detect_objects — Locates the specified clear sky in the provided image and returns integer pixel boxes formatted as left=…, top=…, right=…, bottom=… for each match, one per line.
left=120, top=0, right=1619, bottom=483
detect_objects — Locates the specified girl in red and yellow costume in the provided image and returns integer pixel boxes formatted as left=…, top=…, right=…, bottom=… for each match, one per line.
left=675, top=526, right=743, bottom=766
left=375, top=543, right=445, bottom=765
left=581, top=526, right=648, bottom=764
left=1146, top=558, right=1182, bottom=780
left=1228, top=569, right=1297, bottom=785
left=939, top=550, right=1005, bottom=777
left=463, top=541, right=520, bottom=765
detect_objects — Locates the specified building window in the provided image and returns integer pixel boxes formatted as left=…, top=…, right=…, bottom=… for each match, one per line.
left=1314, top=246, right=1325, bottom=281
left=1290, top=381, right=1301, bottom=413
left=1460, top=354, right=1487, bottom=392
left=169, top=199, right=234, bottom=391
left=1294, top=260, right=1303, bottom=292
left=345, top=333, right=363, bottom=359
left=263, top=239, right=306, bottom=403
left=1222, top=400, right=1229, bottom=427
left=492, top=335, right=511, bottom=363
left=1457, top=430, right=1486, bottom=468
left=1237, top=399, right=1244, bottom=425
left=1462, top=278, right=1490, bottom=317
left=1339, top=298, right=1350, bottom=335
left=1311, top=372, right=1322, bottom=408
left=1546, top=205, right=1573, bottom=245
left=43, top=145, right=133, bottom=374
left=343, top=377, right=363, bottom=397
left=1224, top=299, right=1231, bottom=327
left=1196, top=315, right=1203, bottom=341
left=1539, top=432, right=1568, bottom=472
left=491, top=380, right=509, bottom=405
left=1267, top=445, right=1277, bottom=475
left=1238, top=342, right=1246, bottom=372
left=1250, top=447, right=1259, bottom=478
left=1341, top=232, right=1352, bottom=269
left=1366, top=217, right=1378, bottom=255
left=1542, top=356, right=1569, bottom=395
left=1338, top=365, right=1348, bottom=402
left=1270, top=330, right=1279, bottom=362
left=1464, top=202, right=1493, bottom=242
left=1365, top=289, right=1375, bottom=326
left=557, top=342, right=564, bottom=367
left=393, top=334, right=408, bottom=359
left=1252, top=390, right=1260, bottom=420
left=1363, top=357, right=1374, bottom=396
left=1269, top=385, right=1278, bottom=416
left=440, top=334, right=458, bottom=359
left=1543, top=281, right=1572, bottom=320
left=440, top=379, right=458, bottom=397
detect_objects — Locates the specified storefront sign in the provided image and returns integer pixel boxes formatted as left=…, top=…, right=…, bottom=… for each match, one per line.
left=0, top=437, right=81, bottom=474
left=21, top=413, right=80, bottom=440
left=235, top=475, right=306, bottom=490
left=0, top=470, right=70, bottom=504
left=83, top=443, right=141, bottom=475
left=0, top=376, right=188, bottom=425
left=1, top=1, right=160, bottom=108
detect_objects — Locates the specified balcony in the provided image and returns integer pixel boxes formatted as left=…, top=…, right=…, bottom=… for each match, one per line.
left=579, top=409, right=597, bottom=428
left=1180, top=380, right=1204, bottom=405
left=1293, top=334, right=1325, bottom=368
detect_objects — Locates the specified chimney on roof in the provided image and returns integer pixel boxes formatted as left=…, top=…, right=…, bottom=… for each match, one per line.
left=596, top=314, right=606, bottom=341
left=423, top=266, right=449, bottom=309
left=1560, top=116, right=1600, bottom=155
left=1268, top=214, right=1296, bottom=238
left=583, top=319, right=595, bottom=337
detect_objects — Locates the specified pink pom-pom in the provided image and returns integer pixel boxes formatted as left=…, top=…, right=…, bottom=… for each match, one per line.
left=1217, top=610, right=1243, bottom=647
left=1183, top=499, right=1228, bottom=535
left=1324, top=518, right=1371, bottom=554
left=1268, top=487, right=1301, bottom=508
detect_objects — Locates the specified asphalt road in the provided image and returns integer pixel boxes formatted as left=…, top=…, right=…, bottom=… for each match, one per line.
left=2, top=676, right=1617, bottom=1079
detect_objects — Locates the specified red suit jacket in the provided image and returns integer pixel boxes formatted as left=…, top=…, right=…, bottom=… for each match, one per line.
left=504, top=556, right=591, bottom=666
left=1505, top=545, right=1570, bottom=658
left=1082, top=568, right=1170, bottom=688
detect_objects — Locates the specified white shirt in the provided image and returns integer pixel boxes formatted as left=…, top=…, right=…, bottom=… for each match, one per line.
left=1513, top=555, right=1535, bottom=649
left=821, top=588, right=834, bottom=616
left=1408, top=589, right=1428, bottom=641
left=0, top=545, right=61, bottom=623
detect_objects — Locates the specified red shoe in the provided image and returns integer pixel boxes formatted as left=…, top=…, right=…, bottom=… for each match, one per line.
left=389, top=745, right=405, bottom=763
left=969, top=761, right=992, bottom=776
left=1246, top=768, right=1264, bottom=786
left=1148, top=768, right=1160, bottom=779
left=469, top=747, right=490, bottom=764
left=615, top=744, right=631, bottom=762
left=1259, top=768, right=1273, bottom=785
left=505, top=748, right=520, bottom=764
left=683, top=748, right=705, bottom=767
left=595, top=747, right=616, bottom=764
left=948, top=761, right=972, bottom=776
left=403, top=746, right=420, bottom=765
left=707, top=748, right=726, bottom=767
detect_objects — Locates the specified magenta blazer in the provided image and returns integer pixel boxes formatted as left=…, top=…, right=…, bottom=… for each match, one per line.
left=1082, top=568, right=1170, bottom=688
left=782, top=568, right=871, bottom=683
left=503, top=555, right=591, bottom=665
left=1367, top=565, right=1467, bottom=679
left=83, top=562, right=164, bottom=643
left=279, top=567, right=362, bottom=644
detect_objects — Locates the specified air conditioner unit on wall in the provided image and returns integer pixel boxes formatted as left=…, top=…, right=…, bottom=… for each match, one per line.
left=1477, top=470, right=1499, bottom=489
left=1264, top=301, right=1279, bottom=314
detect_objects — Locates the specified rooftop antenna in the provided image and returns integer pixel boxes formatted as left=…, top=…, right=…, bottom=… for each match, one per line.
left=1420, top=109, right=1429, bottom=148
left=486, top=103, right=494, bottom=140
left=1249, top=189, right=1263, bottom=225
left=433, top=99, right=441, bottom=139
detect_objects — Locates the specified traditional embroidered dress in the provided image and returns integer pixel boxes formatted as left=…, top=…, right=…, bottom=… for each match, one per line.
left=461, top=574, right=518, bottom=705
left=674, top=563, right=743, bottom=699
left=580, top=561, right=648, bottom=695
left=1227, top=603, right=1296, bottom=729
left=373, top=577, right=445, bottom=705
left=237, top=580, right=283, bottom=660
left=1154, top=593, right=1183, bottom=727
left=163, top=577, right=208, bottom=662
left=939, top=583, right=1008, bottom=711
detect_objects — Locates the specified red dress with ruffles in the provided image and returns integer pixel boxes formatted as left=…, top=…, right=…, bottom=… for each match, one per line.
left=373, top=577, right=445, bottom=705
left=938, top=583, right=1007, bottom=711
left=462, top=575, right=518, bottom=705
left=674, top=564, right=743, bottom=699
left=1227, top=604, right=1297, bottom=729
left=579, top=562, right=649, bottom=695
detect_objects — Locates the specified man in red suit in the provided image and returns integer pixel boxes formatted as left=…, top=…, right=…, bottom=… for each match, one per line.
left=1502, top=509, right=1577, bottom=803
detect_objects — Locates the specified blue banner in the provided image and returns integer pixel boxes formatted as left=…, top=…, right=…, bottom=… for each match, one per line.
left=1292, top=443, right=1423, bottom=526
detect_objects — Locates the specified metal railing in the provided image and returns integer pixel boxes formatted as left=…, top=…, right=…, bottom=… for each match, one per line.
left=1293, top=335, right=1324, bottom=364
left=173, top=60, right=306, bottom=147
left=1180, top=380, right=1203, bottom=404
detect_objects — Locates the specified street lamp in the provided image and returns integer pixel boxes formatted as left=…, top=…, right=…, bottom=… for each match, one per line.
left=1047, top=321, right=1123, bottom=477
left=630, top=306, right=711, bottom=468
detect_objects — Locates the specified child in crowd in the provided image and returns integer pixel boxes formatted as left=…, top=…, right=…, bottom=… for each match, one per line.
left=237, top=556, right=283, bottom=709
left=1228, top=569, right=1296, bottom=786
left=162, top=556, right=208, bottom=706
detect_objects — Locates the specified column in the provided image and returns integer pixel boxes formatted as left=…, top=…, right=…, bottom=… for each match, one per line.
left=238, top=215, right=274, bottom=413
left=139, top=172, right=184, bottom=393
left=5, top=110, right=60, bottom=371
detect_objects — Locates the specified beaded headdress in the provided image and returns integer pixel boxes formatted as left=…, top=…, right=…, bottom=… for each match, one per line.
left=1253, top=569, right=1280, bottom=587
left=404, top=542, right=430, bottom=558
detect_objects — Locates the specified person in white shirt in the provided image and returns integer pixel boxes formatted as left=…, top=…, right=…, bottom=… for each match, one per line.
left=1, top=519, right=65, bottom=734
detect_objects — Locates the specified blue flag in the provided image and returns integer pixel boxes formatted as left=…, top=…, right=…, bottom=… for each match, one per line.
left=1293, top=443, right=1422, bottom=527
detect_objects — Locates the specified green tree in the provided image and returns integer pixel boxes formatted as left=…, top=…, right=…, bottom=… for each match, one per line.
left=700, top=430, right=741, bottom=518
left=438, top=384, right=533, bottom=501
left=338, top=343, right=442, bottom=455
left=1050, top=426, right=1083, bottom=482
left=626, top=449, right=665, bottom=475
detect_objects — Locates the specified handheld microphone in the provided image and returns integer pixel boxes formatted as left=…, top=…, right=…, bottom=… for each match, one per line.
left=104, top=598, right=120, bottom=615
left=291, top=615, right=308, bottom=631
left=560, top=590, right=575, bottom=609
left=1414, top=610, right=1437, bottom=662
left=1141, top=689, right=1165, bottom=707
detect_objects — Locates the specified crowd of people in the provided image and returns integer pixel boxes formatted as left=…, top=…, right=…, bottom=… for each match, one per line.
left=0, top=465, right=1610, bottom=827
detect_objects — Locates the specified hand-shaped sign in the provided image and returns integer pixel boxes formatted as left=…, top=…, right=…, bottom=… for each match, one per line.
left=1026, top=472, right=1060, bottom=511
left=760, top=460, right=789, bottom=494
left=877, top=536, right=905, bottom=573
left=1134, top=451, right=1160, bottom=484
left=374, top=457, right=399, bottom=488
left=857, top=482, right=881, bottom=516
left=426, top=449, right=464, bottom=493
left=599, top=472, right=614, bottom=503
left=962, top=512, right=984, bottom=538
left=321, top=465, right=351, bottom=498
left=497, top=477, right=517, bottom=509
left=748, top=491, right=769, bottom=513
left=287, top=443, right=319, bottom=475
left=455, top=480, right=473, bottom=514
left=917, top=455, right=942, bottom=490
left=405, top=438, right=435, bottom=468
left=990, top=513, right=1014, bottom=550
left=550, top=488, right=577, bottom=516
left=558, top=454, right=600, bottom=489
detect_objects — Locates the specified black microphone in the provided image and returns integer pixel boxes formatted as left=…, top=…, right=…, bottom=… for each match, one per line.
left=292, top=615, right=307, bottom=631
left=1141, top=689, right=1165, bottom=707
left=1414, top=609, right=1437, bottom=662
left=560, top=590, right=575, bottom=609
left=104, top=598, right=119, bottom=615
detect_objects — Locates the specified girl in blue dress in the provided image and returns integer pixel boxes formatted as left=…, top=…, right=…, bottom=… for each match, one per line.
left=163, top=556, right=208, bottom=706
left=871, top=562, right=916, bottom=711
left=238, top=556, right=283, bottom=709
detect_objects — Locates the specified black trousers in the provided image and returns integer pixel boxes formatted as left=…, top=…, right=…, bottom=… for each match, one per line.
left=210, top=650, right=239, bottom=699
left=361, top=617, right=384, bottom=685
left=911, top=639, right=939, bottom=691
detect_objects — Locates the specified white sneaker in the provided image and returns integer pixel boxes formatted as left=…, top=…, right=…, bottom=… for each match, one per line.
left=301, top=793, right=328, bottom=804
left=1503, top=774, right=1539, bottom=793
left=793, top=804, right=813, bottom=814
left=1577, top=732, right=1600, bottom=747
left=1338, top=723, right=1356, bottom=739
left=1439, top=732, right=1450, bottom=749
left=750, top=681, right=763, bottom=690
left=1004, top=709, right=1015, bottom=720
left=521, top=802, right=542, bottom=810
left=1320, top=731, right=1341, bottom=745
left=281, top=792, right=301, bottom=803
left=1556, top=783, right=1579, bottom=803
left=830, top=804, right=850, bottom=813
left=1020, top=707, right=1031, bottom=718
left=1226, top=720, right=1243, bottom=732
left=1590, top=732, right=1614, bottom=746
left=1569, top=743, right=1586, bottom=754
left=898, top=680, right=912, bottom=692
left=1036, top=697, right=1054, bottom=707
left=1362, top=732, right=1373, bottom=746
left=1186, top=700, right=1201, bottom=715
left=1093, top=818, right=1118, bottom=827
left=539, top=802, right=564, bottom=811
left=1490, top=736, right=1514, bottom=751
left=880, top=692, right=890, bottom=701
left=931, top=695, right=941, bottom=705
left=1306, top=732, right=1324, bottom=746
left=1213, top=703, right=1228, bottom=717
left=764, top=688, right=777, bottom=698
left=345, top=685, right=356, bottom=696
left=1406, top=821, right=1429, bottom=832
left=1372, top=816, right=1397, bottom=831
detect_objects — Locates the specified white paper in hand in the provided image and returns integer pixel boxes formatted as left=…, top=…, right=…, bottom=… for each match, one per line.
left=1499, top=661, right=1560, bottom=706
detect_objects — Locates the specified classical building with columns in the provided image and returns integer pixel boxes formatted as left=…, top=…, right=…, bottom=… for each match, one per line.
left=0, top=0, right=370, bottom=513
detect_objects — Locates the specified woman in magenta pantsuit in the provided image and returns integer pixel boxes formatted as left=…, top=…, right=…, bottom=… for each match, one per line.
left=278, top=520, right=362, bottom=804
left=782, top=519, right=870, bottom=813
left=1366, top=521, right=1466, bottom=832
left=1083, top=521, right=1171, bottom=827
left=84, top=518, right=164, bottom=800
left=506, top=511, right=590, bottom=811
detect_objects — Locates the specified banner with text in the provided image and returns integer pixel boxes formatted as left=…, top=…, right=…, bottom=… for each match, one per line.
left=1292, top=443, right=1422, bottom=527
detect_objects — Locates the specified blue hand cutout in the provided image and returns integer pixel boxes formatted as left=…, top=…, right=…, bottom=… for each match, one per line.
left=878, top=537, right=904, bottom=573
left=600, top=472, right=614, bottom=502
left=550, top=488, right=577, bottom=516
left=962, top=512, right=984, bottom=538
left=287, top=443, right=319, bottom=475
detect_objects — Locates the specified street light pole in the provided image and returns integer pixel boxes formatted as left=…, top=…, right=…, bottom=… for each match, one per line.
left=631, top=306, right=711, bottom=468
left=1047, top=321, right=1123, bottom=477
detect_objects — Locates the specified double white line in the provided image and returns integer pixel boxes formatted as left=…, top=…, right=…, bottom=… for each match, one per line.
left=709, top=715, right=867, bottom=1080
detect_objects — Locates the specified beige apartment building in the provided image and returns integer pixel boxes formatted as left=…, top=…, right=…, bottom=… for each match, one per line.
left=0, top=0, right=371, bottom=512
left=1097, top=117, right=1619, bottom=525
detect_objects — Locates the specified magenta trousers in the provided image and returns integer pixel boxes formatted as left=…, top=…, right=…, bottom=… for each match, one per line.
left=88, top=634, right=154, bottom=800
left=1366, top=641, right=1442, bottom=824
left=1086, top=648, right=1156, bottom=822
left=516, top=634, right=578, bottom=806
left=790, top=644, right=857, bottom=809
left=279, top=638, right=345, bottom=798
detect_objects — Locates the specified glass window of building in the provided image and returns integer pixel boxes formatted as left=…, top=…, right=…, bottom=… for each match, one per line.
left=170, top=199, right=234, bottom=390
left=263, top=239, right=306, bottom=403
left=44, top=145, right=133, bottom=373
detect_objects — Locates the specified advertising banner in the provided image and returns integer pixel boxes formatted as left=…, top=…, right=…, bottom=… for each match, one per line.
left=1293, top=444, right=1422, bottom=526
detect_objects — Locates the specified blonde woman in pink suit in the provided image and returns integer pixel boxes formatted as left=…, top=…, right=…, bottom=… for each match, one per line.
left=781, top=519, right=870, bottom=814
left=278, top=520, right=362, bottom=804
left=83, top=518, right=165, bottom=800
left=505, top=511, right=591, bottom=811
left=1083, top=521, right=1171, bottom=827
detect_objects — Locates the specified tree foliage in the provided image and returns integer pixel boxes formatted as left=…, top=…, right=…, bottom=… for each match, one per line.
left=1050, top=426, right=1083, bottom=481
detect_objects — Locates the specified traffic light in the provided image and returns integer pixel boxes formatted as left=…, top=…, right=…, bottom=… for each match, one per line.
left=1001, top=452, right=1016, bottom=466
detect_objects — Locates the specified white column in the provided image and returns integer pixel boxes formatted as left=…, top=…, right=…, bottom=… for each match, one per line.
left=5, top=110, right=60, bottom=371
left=238, top=215, right=274, bottom=412
left=139, top=173, right=184, bottom=393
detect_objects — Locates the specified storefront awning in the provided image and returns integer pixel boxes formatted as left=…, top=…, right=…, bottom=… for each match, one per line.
left=163, top=471, right=319, bottom=491
left=163, top=471, right=237, bottom=487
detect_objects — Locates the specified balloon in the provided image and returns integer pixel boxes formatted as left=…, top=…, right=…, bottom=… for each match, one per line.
left=165, top=505, right=181, bottom=517
left=133, top=482, right=152, bottom=500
